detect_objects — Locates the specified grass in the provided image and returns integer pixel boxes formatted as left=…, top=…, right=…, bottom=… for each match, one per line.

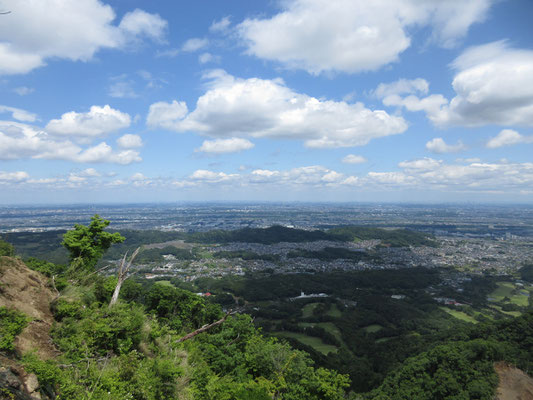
left=363, top=324, right=383, bottom=333
left=301, top=303, right=319, bottom=318
left=441, top=307, right=478, bottom=324
left=489, top=305, right=522, bottom=318
left=154, top=280, right=174, bottom=287
left=488, top=282, right=530, bottom=307
left=489, top=282, right=515, bottom=302
left=327, top=304, right=342, bottom=318
left=298, top=322, right=344, bottom=343
left=274, top=331, right=338, bottom=355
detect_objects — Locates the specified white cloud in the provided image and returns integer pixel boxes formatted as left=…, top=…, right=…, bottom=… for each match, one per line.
left=117, top=134, right=143, bottom=148
left=373, top=78, right=429, bottom=99
left=190, top=169, right=239, bottom=183
left=147, top=71, right=407, bottom=148
left=0, top=171, right=29, bottom=182
left=426, top=137, right=466, bottom=154
left=12, top=86, right=34, bottom=96
left=108, top=80, right=138, bottom=99
left=361, top=157, right=533, bottom=192
left=0, top=105, right=37, bottom=122
left=196, top=138, right=254, bottom=154
left=198, top=52, right=220, bottom=64
left=238, top=0, right=492, bottom=75
left=79, top=168, right=101, bottom=177
left=182, top=38, right=208, bottom=52
left=342, top=154, right=367, bottom=164
left=210, top=17, right=231, bottom=33
left=382, top=42, right=533, bottom=128
left=118, top=9, right=167, bottom=43
left=131, top=172, right=147, bottom=181
left=155, top=48, right=180, bottom=58
left=486, top=129, right=533, bottom=148
left=147, top=100, right=188, bottom=130
left=0, top=0, right=167, bottom=75
left=46, top=105, right=131, bottom=138
left=0, top=121, right=140, bottom=164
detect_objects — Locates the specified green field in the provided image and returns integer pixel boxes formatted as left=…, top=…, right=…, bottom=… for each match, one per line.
left=154, top=280, right=174, bottom=287
left=441, top=307, right=478, bottom=324
left=274, top=331, right=338, bottom=355
left=489, top=305, right=522, bottom=318
left=301, top=302, right=320, bottom=318
left=363, top=324, right=384, bottom=333
left=327, top=304, right=342, bottom=318
left=298, top=322, right=344, bottom=343
left=488, top=282, right=530, bottom=307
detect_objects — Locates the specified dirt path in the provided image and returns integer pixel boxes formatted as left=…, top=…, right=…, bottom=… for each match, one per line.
left=495, top=361, right=533, bottom=400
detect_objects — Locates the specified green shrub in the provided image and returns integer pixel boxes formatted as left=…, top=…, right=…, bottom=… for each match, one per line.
left=0, top=239, right=14, bottom=257
left=0, top=306, right=28, bottom=351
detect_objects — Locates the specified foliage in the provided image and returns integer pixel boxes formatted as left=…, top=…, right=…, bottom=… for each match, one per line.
left=0, top=306, right=27, bottom=351
left=24, top=257, right=67, bottom=277
left=0, top=238, right=14, bottom=257
left=62, top=215, right=125, bottom=271
left=327, top=226, right=437, bottom=247
left=52, top=302, right=145, bottom=359
left=519, top=263, right=533, bottom=283
left=187, top=314, right=350, bottom=399
left=367, top=340, right=501, bottom=399
left=187, top=225, right=333, bottom=244
left=145, top=284, right=221, bottom=331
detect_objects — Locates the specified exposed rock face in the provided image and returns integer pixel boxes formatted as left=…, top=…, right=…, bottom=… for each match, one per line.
left=495, top=361, right=533, bottom=400
left=0, top=256, right=58, bottom=359
left=0, top=366, right=33, bottom=400
left=0, top=257, right=58, bottom=399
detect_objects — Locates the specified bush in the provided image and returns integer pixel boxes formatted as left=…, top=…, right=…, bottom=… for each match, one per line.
left=0, top=306, right=28, bottom=351
left=0, top=239, right=14, bottom=257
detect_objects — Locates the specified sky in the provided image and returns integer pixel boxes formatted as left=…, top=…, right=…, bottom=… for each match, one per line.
left=1, top=0, right=533, bottom=204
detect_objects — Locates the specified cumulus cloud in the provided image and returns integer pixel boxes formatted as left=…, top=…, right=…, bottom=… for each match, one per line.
left=181, top=38, right=208, bottom=52
left=0, top=171, right=29, bottom=182
left=46, top=105, right=131, bottom=138
left=237, top=0, right=492, bottom=75
left=373, top=78, right=429, bottom=99
left=117, top=134, right=143, bottom=148
left=118, top=9, right=167, bottom=43
left=0, top=121, right=140, bottom=164
left=342, top=154, right=367, bottom=164
left=426, top=137, right=466, bottom=153
left=362, top=157, right=533, bottom=192
left=189, top=169, right=239, bottom=183
left=0, top=0, right=167, bottom=75
left=380, top=42, right=533, bottom=128
left=196, top=138, right=254, bottom=154
left=147, top=100, right=188, bottom=130
left=0, top=105, right=37, bottom=122
left=147, top=71, right=407, bottom=148
left=486, top=129, right=533, bottom=148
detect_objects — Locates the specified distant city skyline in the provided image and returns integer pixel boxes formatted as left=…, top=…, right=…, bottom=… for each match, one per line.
left=1, top=0, right=533, bottom=204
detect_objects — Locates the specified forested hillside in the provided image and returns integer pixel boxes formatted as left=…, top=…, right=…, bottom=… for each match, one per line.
left=1, top=217, right=532, bottom=399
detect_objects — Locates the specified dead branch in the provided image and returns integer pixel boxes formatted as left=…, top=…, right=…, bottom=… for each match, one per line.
left=176, top=311, right=237, bottom=343
left=109, top=247, right=141, bottom=307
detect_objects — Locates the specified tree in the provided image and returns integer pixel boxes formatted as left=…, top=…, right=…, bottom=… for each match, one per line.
left=0, top=238, right=14, bottom=256
left=62, top=215, right=125, bottom=272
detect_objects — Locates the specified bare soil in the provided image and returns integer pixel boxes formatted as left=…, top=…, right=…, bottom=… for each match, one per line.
left=0, top=256, right=59, bottom=359
left=495, top=361, right=533, bottom=400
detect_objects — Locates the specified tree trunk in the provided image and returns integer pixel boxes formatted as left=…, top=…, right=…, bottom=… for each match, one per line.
left=109, top=247, right=140, bottom=307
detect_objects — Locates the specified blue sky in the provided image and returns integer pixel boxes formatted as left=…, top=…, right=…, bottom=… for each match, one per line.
left=1, top=0, right=533, bottom=204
